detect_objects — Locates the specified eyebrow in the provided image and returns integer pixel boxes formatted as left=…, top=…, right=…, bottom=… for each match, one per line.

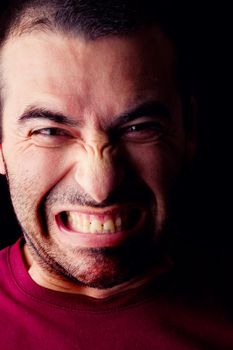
left=17, top=101, right=171, bottom=128
left=18, top=105, right=82, bottom=127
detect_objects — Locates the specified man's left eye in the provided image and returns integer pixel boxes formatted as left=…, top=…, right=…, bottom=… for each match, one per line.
left=119, top=122, right=164, bottom=142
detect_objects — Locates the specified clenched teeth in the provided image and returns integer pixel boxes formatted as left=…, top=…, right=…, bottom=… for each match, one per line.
left=65, top=212, right=123, bottom=234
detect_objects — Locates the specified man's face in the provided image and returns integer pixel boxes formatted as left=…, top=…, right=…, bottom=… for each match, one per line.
left=0, top=28, right=192, bottom=289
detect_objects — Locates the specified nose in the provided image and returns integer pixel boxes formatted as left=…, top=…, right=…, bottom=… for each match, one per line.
left=74, top=136, right=124, bottom=203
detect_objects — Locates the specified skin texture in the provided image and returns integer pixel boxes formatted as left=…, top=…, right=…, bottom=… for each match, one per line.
left=0, top=27, right=194, bottom=298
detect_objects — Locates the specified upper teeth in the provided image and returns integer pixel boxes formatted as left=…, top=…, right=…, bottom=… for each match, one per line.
left=66, top=212, right=123, bottom=234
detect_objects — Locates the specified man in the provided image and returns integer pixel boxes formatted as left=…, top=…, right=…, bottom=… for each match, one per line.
left=0, top=0, right=231, bottom=349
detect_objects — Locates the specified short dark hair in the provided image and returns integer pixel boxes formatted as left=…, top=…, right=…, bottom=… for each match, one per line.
left=0, top=0, right=179, bottom=41
left=0, top=0, right=196, bottom=140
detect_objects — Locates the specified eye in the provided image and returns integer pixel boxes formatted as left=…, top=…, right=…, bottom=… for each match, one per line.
left=118, top=121, right=165, bottom=142
left=31, top=127, right=69, bottom=136
left=30, top=127, right=73, bottom=147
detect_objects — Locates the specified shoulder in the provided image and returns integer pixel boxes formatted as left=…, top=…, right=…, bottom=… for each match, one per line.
left=0, top=238, right=23, bottom=288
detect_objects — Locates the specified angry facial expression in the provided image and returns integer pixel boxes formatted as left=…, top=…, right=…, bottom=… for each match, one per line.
left=0, top=27, right=193, bottom=290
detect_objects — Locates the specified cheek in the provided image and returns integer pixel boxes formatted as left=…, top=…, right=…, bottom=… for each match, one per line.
left=124, top=143, right=183, bottom=192
left=125, top=144, right=183, bottom=231
left=5, top=147, right=69, bottom=202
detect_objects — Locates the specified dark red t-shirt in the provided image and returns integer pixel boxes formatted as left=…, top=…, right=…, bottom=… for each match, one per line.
left=0, top=239, right=233, bottom=349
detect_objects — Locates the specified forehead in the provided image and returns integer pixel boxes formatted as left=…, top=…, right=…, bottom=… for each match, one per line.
left=0, top=28, right=176, bottom=122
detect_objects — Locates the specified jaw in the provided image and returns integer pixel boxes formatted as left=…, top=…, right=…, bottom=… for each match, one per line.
left=22, top=200, right=165, bottom=291
left=23, top=238, right=172, bottom=298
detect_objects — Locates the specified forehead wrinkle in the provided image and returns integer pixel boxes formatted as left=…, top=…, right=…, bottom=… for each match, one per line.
left=1, top=29, right=178, bottom=133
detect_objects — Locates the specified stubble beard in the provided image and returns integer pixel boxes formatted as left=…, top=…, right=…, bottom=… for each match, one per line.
left=22, top=211, right=160, bottom=289
left=4, top=162, right=165, bottom=289
left=24, top=230, right=159, bottom=289
left=23, top=203, right=160, bottom=289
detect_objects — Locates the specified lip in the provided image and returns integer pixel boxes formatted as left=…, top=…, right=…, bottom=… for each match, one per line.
left=54, top=204, right=147, bottom=248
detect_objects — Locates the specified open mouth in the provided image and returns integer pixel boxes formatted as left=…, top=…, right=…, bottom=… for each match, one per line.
left=57, top=207, right=144, bottom=235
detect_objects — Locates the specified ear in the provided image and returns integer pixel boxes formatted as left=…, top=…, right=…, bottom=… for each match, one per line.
left=185, top=96, right=197, bottom=161
left=0, top=144, right=6, bottom=175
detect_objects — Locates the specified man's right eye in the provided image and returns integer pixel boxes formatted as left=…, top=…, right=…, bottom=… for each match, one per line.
left=31, top=127, right=69, bottom=136
left=30, top=127, right=73, bottom=147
